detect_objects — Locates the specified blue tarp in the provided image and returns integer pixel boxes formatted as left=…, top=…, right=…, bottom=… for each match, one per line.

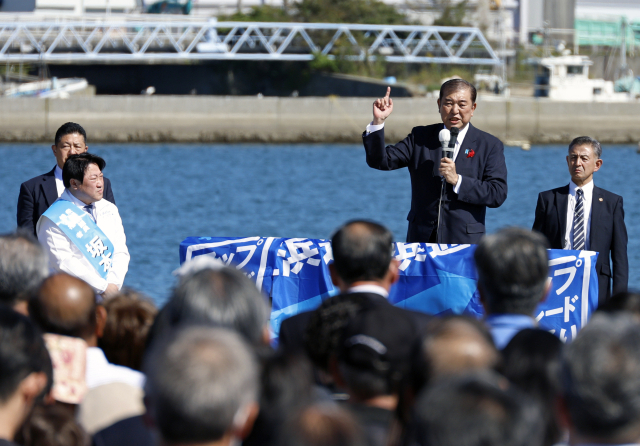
left=180, top=237, right=599, bottom=343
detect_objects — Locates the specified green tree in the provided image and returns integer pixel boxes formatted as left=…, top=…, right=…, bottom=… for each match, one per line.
left=433, top=0, right=468, bottom=27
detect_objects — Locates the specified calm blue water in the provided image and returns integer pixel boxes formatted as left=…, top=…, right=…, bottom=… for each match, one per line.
left=1, top=143, right=638, bottom=306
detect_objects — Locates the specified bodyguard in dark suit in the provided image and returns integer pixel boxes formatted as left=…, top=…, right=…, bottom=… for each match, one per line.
left=363, top=79, right=507, bottom=244
left=17, top=122, right=115, bottom=236
left=533, top=136, right=627, bottom=303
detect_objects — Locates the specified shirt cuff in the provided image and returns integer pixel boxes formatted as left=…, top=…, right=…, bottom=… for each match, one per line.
left=453, top=175, right=462, bottom=194
left=365, top=122, right=385, bottom=135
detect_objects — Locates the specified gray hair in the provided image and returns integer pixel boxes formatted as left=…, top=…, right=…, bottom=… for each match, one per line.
left=562, top=313, right=640, bottom=440
left=0, top=231, right=48, bottom=306
left=162, top=265, right=269, bottom=345
left=144, top=327, right=259, bottom=444
left=569, top=136, right=602, bottom=159
left=474, top=227, right=549, bottom=316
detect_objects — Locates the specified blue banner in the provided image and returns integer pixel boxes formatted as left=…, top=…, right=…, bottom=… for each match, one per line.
left=43, top=200, right=115, bottom=280
left=180, top=238, right=599, bottom=343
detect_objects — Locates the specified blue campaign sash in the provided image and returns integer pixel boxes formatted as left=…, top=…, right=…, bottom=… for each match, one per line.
left=43, top=200, right=115, bottom=280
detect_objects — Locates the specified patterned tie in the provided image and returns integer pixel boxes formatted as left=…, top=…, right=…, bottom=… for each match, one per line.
left=573, top=189, right=585, bottom=250
left=83, top=204, right=95, bottom=223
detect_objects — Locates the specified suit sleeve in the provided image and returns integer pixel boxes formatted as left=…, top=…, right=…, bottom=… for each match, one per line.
left=363, top=127, right=414, bottom=171
left=611, top=196, right=628, bottom=295
left=456, top=138, right=507, bottom=208
left=17, top=182, right=36, bottom=235
left=104, top=178, right=116, bottom=205
left=532, top=192, right=546, bottom=235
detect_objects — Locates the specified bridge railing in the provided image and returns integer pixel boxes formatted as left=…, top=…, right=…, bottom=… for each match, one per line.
left=0, top=18, right=501, bottom=64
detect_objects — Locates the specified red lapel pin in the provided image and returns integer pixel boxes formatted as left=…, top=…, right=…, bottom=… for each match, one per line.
left=466, top=149, right=475, bottom=158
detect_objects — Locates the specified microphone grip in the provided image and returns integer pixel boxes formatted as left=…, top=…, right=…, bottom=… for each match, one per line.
left=442, top=146, right=454, bottom=159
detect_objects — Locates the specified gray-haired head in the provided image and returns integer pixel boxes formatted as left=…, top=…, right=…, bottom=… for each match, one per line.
left=0, top=231, right=48, bottom=307
left=144, top=327, right=259, bottom=444
left=474, top=227, right=549, bottom=316
left=562, top=313, right=640, bottom=442
left=569, top=136, right=602, bottom=159
left=160, top=265, right=269, bottom=345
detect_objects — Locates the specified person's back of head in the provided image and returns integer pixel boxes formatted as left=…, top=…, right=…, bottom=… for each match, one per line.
left=0, top=306, right=51, bottom=442
left=331, top=220, right=394, bottom=286
left=414, top=316, right=499, bottom=392
left=155, top=266, right=269, bottom=346
left=562, top=313, right=640, bottom=443
left=475, top=227, right=549, bottom=316
left=597, top=291, right=640, bottom=318
left=336, top=305, right=416, bottom=402
left=0, top=231, right=48, bottom=312
left=501, top=329, right=563, bottom=446
left=98, top=290, right=157, bottom=371
left=144, top=327, right=260, bottom=446
left=28, top=274, right=98, bottom=343
left=281, top=403, right=366, bottom=446
left=16, top=403, right=90, bottom=446
left=412, top=371, right=544, bottom=446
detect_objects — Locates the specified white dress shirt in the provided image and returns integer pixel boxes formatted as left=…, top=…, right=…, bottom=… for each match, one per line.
left=564, top=180, right=594, bottom=250
left=36, top=189, right=130, bottom=294
left=365, top=121, right=468, bottom=194
left=54, top=165, right=65, bottom=197
left=85, top=347, right=145, bottom=389
left=347, top=284, right=389, bottom=298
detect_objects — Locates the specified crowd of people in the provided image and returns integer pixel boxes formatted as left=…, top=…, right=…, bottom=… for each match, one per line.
left=0, top=220, right=639, bottom=446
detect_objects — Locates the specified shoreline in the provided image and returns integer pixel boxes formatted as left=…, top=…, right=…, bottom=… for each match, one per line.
left=2, top=96, right=639, bottom=144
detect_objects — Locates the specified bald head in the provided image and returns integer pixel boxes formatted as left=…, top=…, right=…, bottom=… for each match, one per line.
left=417, top=317, right=499, bottom=386
left=29, top=274, right=97, bottom=341
left=331, top=220, right=394, bottom=284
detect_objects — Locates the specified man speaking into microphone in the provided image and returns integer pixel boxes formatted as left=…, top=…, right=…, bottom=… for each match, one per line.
left=362, top=78, right=508, bottom=244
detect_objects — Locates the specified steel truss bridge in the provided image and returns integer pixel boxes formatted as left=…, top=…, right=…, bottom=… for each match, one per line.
left=0, top=16, right=501, bottom=65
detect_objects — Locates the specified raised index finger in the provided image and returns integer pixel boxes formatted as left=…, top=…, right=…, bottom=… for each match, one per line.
left=385, top=86, right=391, bottom=100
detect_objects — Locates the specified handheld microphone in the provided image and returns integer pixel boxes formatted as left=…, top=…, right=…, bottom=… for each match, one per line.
left=445, top=127, right=459, bottom=159
left=438, top=128, right=450, bottom=149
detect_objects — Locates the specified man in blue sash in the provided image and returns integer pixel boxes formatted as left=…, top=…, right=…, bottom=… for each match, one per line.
left=37, top=153, right=129, bottom=298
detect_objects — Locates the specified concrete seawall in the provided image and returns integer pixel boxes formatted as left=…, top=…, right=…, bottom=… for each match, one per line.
left=1, top=96, right=639, bottom=144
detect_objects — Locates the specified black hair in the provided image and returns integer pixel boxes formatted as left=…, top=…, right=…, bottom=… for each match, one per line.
left=597, top=291, right=640, bottom=316
left=412, top=372, right=544, bottom=446
left=0, top=306, right=52, bottom=403
left=331, top=220, right=393, bottom=284
left=501, top=329, right=563, bottom=446
left=568, top=136, right=602, bottom=159
left=439, top=79, right=477, bottom=104
left=54, top=122, right=87, bottom=146
left=475, top=228, right=549, bottom=315
left=62, top=153, right=106, bottom=188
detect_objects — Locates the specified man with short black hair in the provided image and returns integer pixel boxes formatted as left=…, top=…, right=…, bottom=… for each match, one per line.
left=144, top=327, right=260, bottom=446
left=412, top=372, right=544, bottom=446
left=0, top=230, right=48, bottom=314
left=474, top=227, right=550, bottom=349
left=533, top=136, right=627, bottom=303
left=17, top=122, right=116, bottom=236
left=279, top=220, right=401, bottom=353
left=0, top=306, right=51, bottom=446
left=560, top=313, right=640, bottom=445
left=363, top=79, right=508, bottom=244
left=37, top=153, right=129, bottom=298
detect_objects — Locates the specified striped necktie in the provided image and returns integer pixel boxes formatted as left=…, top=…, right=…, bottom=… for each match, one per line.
left=572, top=189, right=585, bottom=250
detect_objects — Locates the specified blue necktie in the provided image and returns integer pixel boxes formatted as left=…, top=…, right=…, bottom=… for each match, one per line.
left=83, top=204, right=95, bottom=223
left=572, top=189, right=585, bottom=250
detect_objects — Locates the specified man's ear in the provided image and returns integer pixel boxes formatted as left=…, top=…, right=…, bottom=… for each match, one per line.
left=69, top=178, right=80, bottom=190
left=19, top=372, right=48, bottom=405
left=437, top=98, right=441, bottom=112
left=387, top=258, right=400, bottom=286
left=329, top=264, right=344, bottom=291
left=232, top=402, right=260, bottom=440
left=594, top=158, right=603, bottom=172
left=95, top=305, right=107, bottom=339
left=540, top=278, right=552, bottom=304
left=556, top=395, right=572, bottom=431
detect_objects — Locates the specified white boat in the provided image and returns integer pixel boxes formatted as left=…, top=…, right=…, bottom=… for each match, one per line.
left=3, top=77, right=89, bottom=98
left=531, top=54, right=633, bottom=102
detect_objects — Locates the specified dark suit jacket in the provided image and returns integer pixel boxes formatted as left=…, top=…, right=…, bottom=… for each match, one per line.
left=278, top=291, right=431, bottom=355
left=533, top=184, right=628, bottom=303
left=363, top=123, right=508, bottom=244
left=17, top=166, right=116, bottom=236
